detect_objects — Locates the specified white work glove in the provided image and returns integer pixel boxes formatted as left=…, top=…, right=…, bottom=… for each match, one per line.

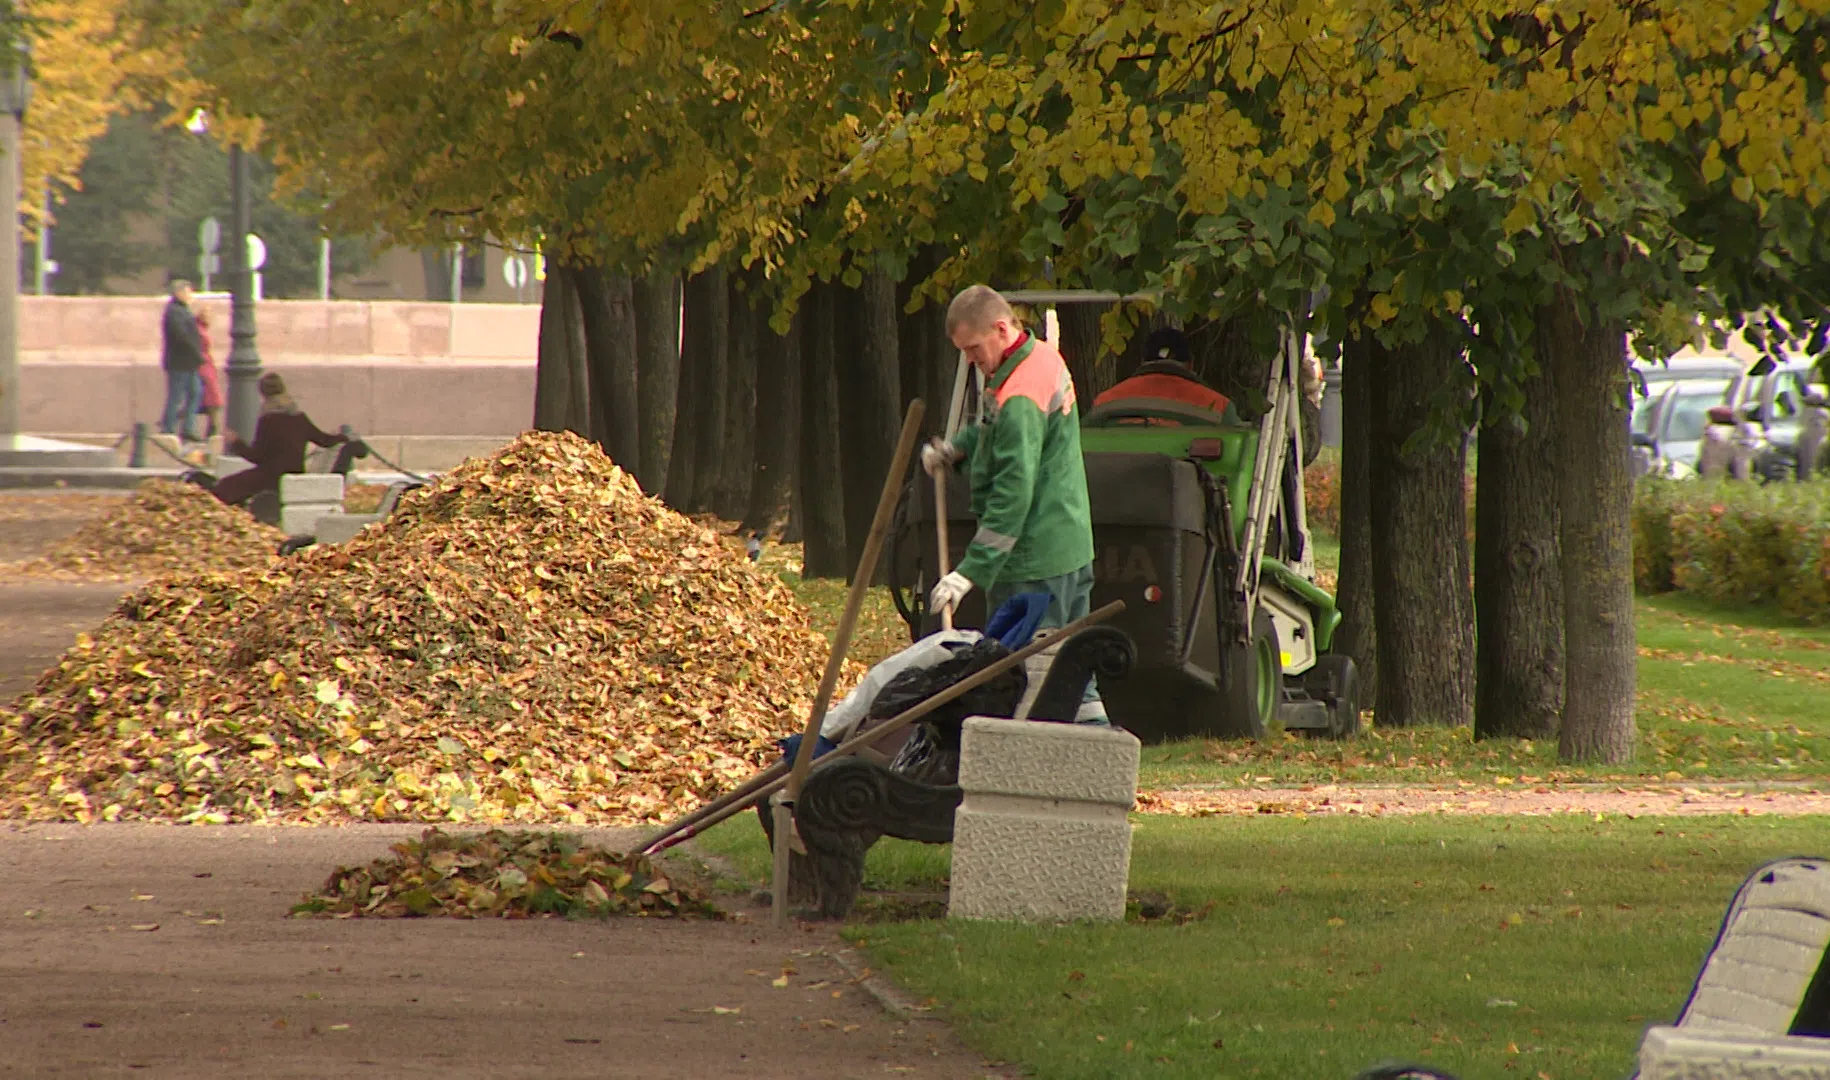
left=920, top=438, right=963, bottom=477
left=929, top=571, right=973, bottom=615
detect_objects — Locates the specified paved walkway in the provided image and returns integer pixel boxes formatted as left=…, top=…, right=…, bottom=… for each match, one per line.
left=0, top=823, right=1007, bottom=1079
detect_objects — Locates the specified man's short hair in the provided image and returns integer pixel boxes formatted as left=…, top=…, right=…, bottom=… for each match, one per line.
left=946, top=284, right=1015, bottom=335
left=169, top=279, right=193, bottom=295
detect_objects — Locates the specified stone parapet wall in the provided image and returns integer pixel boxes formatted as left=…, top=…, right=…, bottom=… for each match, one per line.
left=21, top=296, right=539, bottom=363
left=18, top=296, right=539, bottom=439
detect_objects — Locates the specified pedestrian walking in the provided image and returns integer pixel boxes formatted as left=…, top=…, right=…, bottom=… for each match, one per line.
left=159, top=280, right=206, bottom=442
left=195, top=310, right=224, bottom=441
left=922, top=284, right=1107, bottom=724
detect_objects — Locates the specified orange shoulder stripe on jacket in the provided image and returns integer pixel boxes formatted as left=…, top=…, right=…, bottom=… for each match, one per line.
left=995, top=338, right=1076, bottom=416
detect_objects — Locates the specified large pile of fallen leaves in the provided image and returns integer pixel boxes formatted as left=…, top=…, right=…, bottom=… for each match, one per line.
left=3, top=478, right=283, bottom=581
left=1, top=431, right=838, bottom=825
left=292, top=828, right=719, bottom=919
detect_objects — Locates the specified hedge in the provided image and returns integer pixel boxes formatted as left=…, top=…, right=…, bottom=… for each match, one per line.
left=1633, top=478, right=1830, bottom=622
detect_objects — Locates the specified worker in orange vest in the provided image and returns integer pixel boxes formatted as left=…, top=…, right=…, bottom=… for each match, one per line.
left=1091, top=328, right=1237, bottom=424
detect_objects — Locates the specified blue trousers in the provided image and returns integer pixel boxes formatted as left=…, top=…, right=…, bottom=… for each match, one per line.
left=985, top=563, right=1109, bottom=724
left=159, top=368, right=203, bottom=439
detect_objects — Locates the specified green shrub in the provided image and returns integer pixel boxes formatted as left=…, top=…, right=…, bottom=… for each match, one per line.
left=1635, top=478, right=1830, bottom=621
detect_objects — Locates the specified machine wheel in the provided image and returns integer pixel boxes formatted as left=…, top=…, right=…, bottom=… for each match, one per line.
left=1217, top=609, right=1280, bottom=739
left=1304, top=654, right=1362, bottom=739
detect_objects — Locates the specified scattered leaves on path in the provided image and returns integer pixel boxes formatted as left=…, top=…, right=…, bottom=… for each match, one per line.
left=1, top=479, right=282, bottom=581
left=1, top=432, right=846, bottom=825
left=291, top=828, right=720, bottom=920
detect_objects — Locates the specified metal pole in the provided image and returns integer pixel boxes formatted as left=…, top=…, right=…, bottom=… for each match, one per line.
left=318, top=237, right=331, bottom=301
left=449, top=243, right=462, bottom=304
left=0, top=108, right=20, bottom=435
left=224, top=145, right=263, bottom=441
left=34, top=187, right=48, bottom=295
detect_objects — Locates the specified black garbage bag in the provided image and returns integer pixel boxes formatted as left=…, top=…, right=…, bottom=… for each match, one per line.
left=866, top=639, right=1026, bottom=786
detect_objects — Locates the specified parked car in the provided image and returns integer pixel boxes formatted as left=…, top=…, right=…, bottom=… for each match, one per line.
left=1720, top=358, right=1829, bottom=480
left=1631, top=376, right=1738, bottom=478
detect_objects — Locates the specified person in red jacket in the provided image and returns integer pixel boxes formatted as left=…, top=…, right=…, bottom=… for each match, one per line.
left=194, top=310, right=225, bottom=441
left=211, top=373, right=360, bottom=507
left=1090, top=327, right=1236, bottom=424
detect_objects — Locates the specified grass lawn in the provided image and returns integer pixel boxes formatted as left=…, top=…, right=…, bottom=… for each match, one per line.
left=771, top=533, right=1830, bottom=789
left=696, top=813, right=1826, bottom=1079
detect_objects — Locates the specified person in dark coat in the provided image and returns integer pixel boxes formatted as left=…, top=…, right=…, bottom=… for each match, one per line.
left=159, top=280, right=206, bottom=441
left=211, top=373, right=353, bottom=507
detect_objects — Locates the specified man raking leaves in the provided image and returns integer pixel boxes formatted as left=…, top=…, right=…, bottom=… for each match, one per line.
left=922, top=284, right=1108, bottom=725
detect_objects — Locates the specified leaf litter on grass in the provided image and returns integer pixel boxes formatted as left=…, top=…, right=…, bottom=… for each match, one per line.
left=292, top=827, right=721, bottom=919
left=1, top=479, right=285, bottom=581
left=1, top=431, right=851, bottom=825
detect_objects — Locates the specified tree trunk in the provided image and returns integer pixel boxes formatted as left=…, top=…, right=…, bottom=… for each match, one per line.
left=742, top=303, right=799, bottom=535
left=716, top=272, right=759, bottom=520
left=834, top=271, right=903, bottom=582
left=421, top=248, right=453, bottom=302
left=1367, top=325, right=1475, bottom=727
left=798, top=280, right=850, bottom=579
left=666, top=270, right=724, bottom=509
left=1333, top=330, right=1378, bottom=706
left=570, top=266, right=640, bottom=471
left=533, top=265, right=589, bottom=436
left=1473, top=352, right=1564, bottom=741
left=1057, top=301, right=1116, bottom=406
left=898, top=271, right=957, bottom=440
left=632, top=270, right=680, bottom=497
left=690, top=268, right=733, bottom=511
left=1545, top=287, right=1637, bottom=763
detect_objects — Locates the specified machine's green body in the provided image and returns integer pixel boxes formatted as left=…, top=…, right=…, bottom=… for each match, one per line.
left=887, top=311, right=1359, bottom=742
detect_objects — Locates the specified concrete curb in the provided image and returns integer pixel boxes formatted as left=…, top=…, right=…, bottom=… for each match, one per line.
left=829, top=946, right=940, bottom=1023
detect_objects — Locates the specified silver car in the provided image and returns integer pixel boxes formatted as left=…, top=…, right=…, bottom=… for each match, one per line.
left=1628, top=357, right=1743, bottom=479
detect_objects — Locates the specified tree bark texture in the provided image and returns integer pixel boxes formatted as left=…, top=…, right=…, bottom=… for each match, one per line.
left=798, top=280, right=849, bottom=579
left=569, top=266, right=640, bottom=472
left=1367, top=326, right=1475, bottom=728
left=1545, top=288, right=1638, bottom=763
left=631, top=271, right=680, bottom=498
left=665, top=270, right=723, bottom=509
left=897, top=249, right=953, bottom=440
left=690, top=267, right=733, bottom=512
left=742, top=304, right=800, bottom=534
left=834, top=271, right=903, bottom=583
left=1333, top=331, right=1379, bottom=706
left=1473, top=356, right=1564, bottom=741
left=533, top=265, right=589, bottom=436
left=1185, top=312, right=1276, bottom=416
left=716, top=272, right=759, bottom=520
left=1056, top=301, right=1117, bottom=407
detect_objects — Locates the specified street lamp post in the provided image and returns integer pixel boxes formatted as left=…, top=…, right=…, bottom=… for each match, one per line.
left=224, top=145, right=263, bottom=441
left=0, top=42, right=31, bottom=438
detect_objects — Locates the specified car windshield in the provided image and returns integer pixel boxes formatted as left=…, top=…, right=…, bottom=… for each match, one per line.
left=1666, top=388, right=1729, bottom=443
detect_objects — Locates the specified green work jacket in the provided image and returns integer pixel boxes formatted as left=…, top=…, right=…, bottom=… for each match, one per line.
left=947, top=334, right=1095, bottom=589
